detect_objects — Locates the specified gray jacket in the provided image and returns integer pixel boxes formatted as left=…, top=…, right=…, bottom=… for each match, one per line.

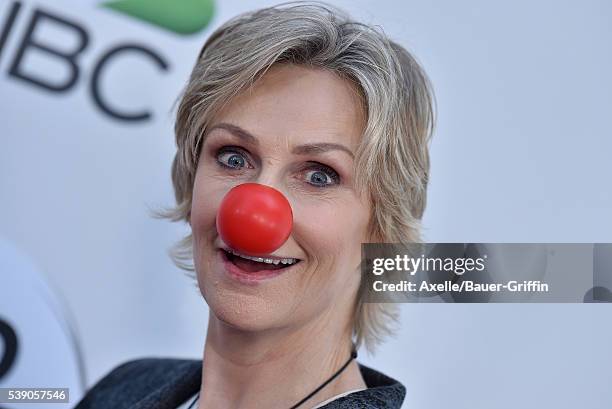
left=74, top=358, right=406, bottom=408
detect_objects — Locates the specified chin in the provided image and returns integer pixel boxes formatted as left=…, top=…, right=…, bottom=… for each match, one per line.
left=201, top=284, right=293, bottom=332
left=195, top=248, right=303, bottom=331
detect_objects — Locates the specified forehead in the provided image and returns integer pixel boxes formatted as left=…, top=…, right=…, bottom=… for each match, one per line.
left=211, top=64, right=366, bottom=150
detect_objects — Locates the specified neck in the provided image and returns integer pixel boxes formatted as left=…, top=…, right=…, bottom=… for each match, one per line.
left=197, top=309, right=366, bottom=409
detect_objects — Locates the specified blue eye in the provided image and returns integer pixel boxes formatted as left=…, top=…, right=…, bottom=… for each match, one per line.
left=217, top=148, right=248, bottom=169
left=305, top=165, right=340, bottom=187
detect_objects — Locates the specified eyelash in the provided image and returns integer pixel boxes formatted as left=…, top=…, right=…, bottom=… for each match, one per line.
left=215, top=146, right=340, bottom=187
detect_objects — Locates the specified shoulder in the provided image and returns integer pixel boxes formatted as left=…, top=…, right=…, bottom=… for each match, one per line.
left=74, top=358, right=201, bottom=409
left=320, top=363, right=406, bottom=409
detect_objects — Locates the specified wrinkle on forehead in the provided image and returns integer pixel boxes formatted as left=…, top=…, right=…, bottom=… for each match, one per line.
left=212, top=64, right=365, bottom=153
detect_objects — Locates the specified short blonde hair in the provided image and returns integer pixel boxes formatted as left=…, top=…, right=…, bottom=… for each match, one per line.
left=159, top=1, right=435, bottom=353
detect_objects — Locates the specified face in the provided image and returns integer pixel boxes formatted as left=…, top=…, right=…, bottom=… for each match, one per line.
left=190, top=64, right=370, bottom=334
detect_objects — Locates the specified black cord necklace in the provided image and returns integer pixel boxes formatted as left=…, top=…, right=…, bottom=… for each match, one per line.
left=187, top=349, right=358, bottom=409
left=289, top=349, right=357, bottom=409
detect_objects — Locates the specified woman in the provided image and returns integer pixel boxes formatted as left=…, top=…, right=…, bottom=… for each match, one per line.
left=75, top=2, right=434, bottom=408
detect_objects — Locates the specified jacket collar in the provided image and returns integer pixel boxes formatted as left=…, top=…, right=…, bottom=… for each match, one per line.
left=130, top=359, right=405, bottom=409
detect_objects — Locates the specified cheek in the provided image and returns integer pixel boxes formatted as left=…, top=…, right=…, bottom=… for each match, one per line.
left=297, top=205, right=337, bottom=250
left=191, top=183, right=215, bottom=233
left=294, top=196, right=369, bottom=271
left=190, top=169, right=228, bottom=244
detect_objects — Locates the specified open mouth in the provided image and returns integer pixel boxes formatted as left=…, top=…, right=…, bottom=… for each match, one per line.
left=220, top=248, right=301, bottom=274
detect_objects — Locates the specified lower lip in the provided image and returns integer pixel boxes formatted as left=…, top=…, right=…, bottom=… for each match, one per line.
left=218, top=249, right=297, bottom=285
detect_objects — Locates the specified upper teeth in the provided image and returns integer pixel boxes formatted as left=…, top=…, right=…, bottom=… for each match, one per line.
left=228, top=249, right=298, bottom=265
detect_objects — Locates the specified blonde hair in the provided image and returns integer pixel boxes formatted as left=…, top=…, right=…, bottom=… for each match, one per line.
left=157, top=1, right=435, bottom=353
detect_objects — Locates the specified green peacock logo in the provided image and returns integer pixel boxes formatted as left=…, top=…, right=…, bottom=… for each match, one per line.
left=101, top=0, right=215, bottom=35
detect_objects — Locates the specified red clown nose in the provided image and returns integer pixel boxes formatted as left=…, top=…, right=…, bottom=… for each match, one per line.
left=216, top=183, right=293, bottom=256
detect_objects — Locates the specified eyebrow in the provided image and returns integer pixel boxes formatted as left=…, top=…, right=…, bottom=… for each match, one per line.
left=208, top=122, right=355, bottom=159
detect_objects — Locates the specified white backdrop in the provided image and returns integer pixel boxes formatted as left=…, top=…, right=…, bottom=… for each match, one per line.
left=1, top=1, right=611, bottom=408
